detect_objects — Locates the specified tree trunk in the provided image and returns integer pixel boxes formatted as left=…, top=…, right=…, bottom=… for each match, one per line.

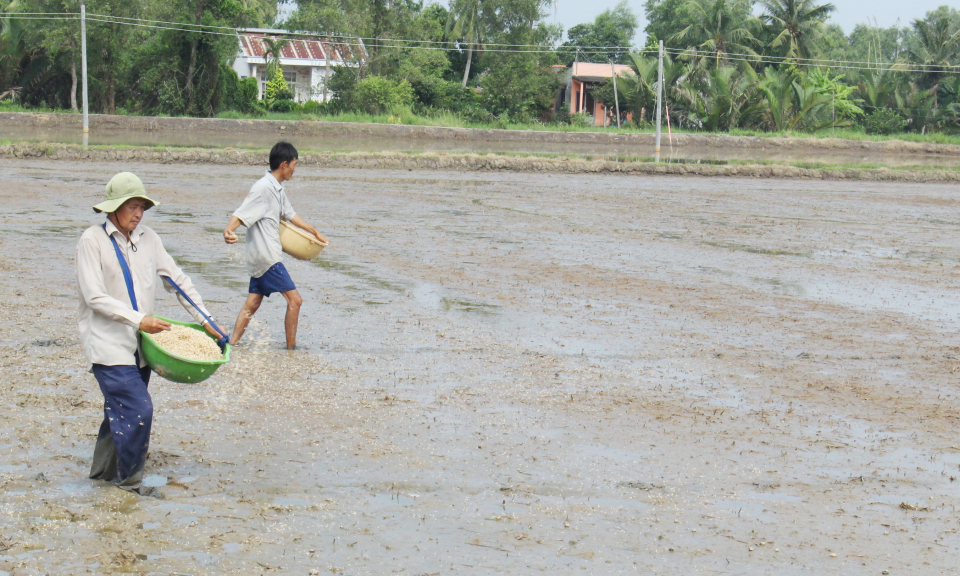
left=184, top=0, right=207, bottom=113
left=461, top=44, right=473, bottom=88
left=108, top=75, right=116, bottom=114
left=70, top=57, right=78, bottom=112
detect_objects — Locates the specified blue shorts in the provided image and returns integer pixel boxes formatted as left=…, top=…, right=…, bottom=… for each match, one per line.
left=249, top=262, right=296, bottom=297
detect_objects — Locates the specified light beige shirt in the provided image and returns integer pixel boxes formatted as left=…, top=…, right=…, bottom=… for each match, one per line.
left=76, top=219, right=212, bottom=367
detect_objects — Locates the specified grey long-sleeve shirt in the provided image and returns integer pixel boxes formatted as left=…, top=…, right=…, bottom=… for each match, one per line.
left=76, top=218, right=212, bottom=367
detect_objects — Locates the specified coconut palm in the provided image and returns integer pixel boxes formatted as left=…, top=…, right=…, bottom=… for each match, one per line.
left=904, top=14, right=960, bottom=92
left=0, top=0, right=26, bottom=92
left=671, top=0, right=761, bottom=66
left=759, top=0, right=836, bottom=61
left=262, top=37, right=289, bottom=78
left=445, top=0, right=487, bottom=87
left=615, top=51, right=686, bottom=125
left=895, top=82, right=940, bottom=133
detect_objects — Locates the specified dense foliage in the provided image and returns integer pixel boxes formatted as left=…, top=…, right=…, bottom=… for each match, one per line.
left=1, top=0, right=959, bottom=134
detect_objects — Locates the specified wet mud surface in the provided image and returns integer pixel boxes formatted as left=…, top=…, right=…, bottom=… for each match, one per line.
left=1, top=159, right=959, bottom=574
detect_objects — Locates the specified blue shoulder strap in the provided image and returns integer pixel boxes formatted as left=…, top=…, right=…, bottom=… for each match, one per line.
left=103, top=222, right=139, bottom=312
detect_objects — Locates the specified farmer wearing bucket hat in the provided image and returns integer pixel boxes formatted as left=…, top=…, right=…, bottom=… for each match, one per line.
left=76, top=172, right=219, bottom=496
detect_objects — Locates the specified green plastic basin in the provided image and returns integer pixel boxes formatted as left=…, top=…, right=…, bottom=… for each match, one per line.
left=140, top=316, right=231, bottom=384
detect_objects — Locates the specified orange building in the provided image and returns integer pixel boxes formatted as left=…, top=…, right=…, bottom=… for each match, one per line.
left=555, top=62, right=633, bottom=126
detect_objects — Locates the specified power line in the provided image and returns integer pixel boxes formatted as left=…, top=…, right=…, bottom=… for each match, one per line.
left=661, top=47, right=960, bottom=74
left=663, top=46, right=960, bottom=71
left=0, top=12, right=77, bottom=15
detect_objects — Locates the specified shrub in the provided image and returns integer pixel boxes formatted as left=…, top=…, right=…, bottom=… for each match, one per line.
left=349, top=76, right=414, bottom=115
left=863, top=109, right=907, bottom=135
left=270, top=99, right=298, bottom=113
left=410, top=77, right=474, bottom=112
left=551, top=108, right=572, bottom=125
left=236, top=77, right=260, bottom=114
left=460, top=105, right=497, bottom=125
left=264, top=68, right=288, bottom=101
left=300, top=100, right=327, bottom=115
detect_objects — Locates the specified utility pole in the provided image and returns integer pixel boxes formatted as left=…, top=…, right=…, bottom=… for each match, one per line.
left=610, top=60, right=621, bottom=129
left=655, top=40, right=663, bottom=162
left=80, top=1, right=89, bottom=143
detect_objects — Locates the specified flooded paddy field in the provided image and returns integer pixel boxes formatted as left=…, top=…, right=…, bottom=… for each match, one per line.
left=1, top=159, right=959, bottom=575
left=5, top=113, right=960, bottom=170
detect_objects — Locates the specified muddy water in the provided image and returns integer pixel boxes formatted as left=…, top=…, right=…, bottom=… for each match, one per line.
left=1, top=160, right=960, bottom=574
left=4, top=124, right=960, bottom=169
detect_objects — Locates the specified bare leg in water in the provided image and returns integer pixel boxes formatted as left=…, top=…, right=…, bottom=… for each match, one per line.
left=280, top=289, right=303, bottom=350
left=230, top=293, right=263, bottom=345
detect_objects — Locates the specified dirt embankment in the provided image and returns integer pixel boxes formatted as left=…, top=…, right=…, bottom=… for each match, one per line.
left=3, top=141, right=960, bottom=183
left=4, top=111, right=960, bottom=156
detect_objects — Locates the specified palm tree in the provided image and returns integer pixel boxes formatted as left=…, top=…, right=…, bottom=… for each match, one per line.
left=0, top=0, right=26, bottom=92
left=853, top=67, right=898, bottom=113
left=904, top=14, right=960, bottom=93
left=759, top=0, right=836, bottom=61
left=676, top=64, right=760, bottom=130
left=262, top=37, right=290, bottom=78
left=671, top=0, right=760, bottom=66
left=757, top=66, right=833, bottom=131
left=895, top=82, right=940, bottom=133
left=615, top=52, right=686, bottom=126
left=445, top=0, right=486, bottom=88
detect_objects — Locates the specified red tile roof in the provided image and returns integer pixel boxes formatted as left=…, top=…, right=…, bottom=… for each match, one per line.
left=238, top=32, right=365, bottom=63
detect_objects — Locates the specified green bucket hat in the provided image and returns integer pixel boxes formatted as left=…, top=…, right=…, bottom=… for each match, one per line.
left=92, top=172, right=159, bottom=213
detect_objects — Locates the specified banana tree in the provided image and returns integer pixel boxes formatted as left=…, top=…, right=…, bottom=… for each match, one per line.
left=758, top=66, right=834, bottom=131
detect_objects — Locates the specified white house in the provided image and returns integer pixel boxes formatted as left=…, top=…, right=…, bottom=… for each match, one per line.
left=232, top=28, right=366, bottom=103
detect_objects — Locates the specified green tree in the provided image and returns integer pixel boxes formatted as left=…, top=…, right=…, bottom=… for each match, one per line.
left=904, top=7, right=960, bottom=92
left=671, top=0, right=760, bottom=66
left=846, top=22, right=908, bottom=65
left=557, top=0, right=638, bottom=65
left=17, top=0, right=79, bottom=109
left=759, top=0, right=836, bottom=60
left=478, top=0, right=560, bottom=121
left=816, top=23, right=848, bottom=63
left=643, top=0, right=697, bottom=50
